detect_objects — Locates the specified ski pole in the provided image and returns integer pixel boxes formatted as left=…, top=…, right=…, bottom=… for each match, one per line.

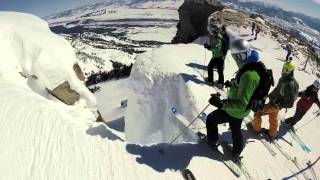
left=203, top=47, right=206, bottom=79
left=296, top=114, right=319, bottom=131
left=159, top=103, right=211, bottom=154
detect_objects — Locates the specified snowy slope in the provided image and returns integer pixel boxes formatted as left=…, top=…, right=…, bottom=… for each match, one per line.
left=95, top=27, right=320, bottom=179
left=45, top=0, right=182, bottom=78
left=1, top=10, right=320, bottom=180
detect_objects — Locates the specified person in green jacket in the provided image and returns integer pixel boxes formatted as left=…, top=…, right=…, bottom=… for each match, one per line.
left=204, top=20, right=227, bottom=88
left=252, top=62, right=299, bottom=139
left=206, top=39, right=261, bottom=160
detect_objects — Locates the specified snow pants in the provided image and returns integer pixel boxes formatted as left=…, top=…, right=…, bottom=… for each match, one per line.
left=285, top=108, right=305, bottom=126
left=206, top=109, right=243, bottom=154
left=252, top=103, right=279, bottom=138
left=207, top=57, right=224, bottom=84
left=286, top=51, right=292, bottom=61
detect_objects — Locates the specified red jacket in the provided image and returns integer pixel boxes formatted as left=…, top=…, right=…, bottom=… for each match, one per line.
left=296, top=85, right=320, bottom=112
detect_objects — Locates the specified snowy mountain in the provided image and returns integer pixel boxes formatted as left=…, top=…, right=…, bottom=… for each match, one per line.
left=44, top=0, right=183, bottom=86
left=222, top=0, right=320, bottom=45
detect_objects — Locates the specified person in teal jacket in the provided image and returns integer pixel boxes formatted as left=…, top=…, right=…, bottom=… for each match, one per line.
left=206, top=39, right=261, bottom=161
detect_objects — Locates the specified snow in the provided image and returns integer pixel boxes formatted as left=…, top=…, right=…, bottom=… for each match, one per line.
left=126, top=27, right=177, bottom=42
left=1, top=10, right=320, bottom=180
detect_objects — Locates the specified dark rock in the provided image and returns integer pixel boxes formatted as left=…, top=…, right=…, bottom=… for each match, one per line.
left=47, top=81, right=80, bottom=105
left=172, top=0, right=224, bottom=44
left=73, top=63, right=85, bottom=81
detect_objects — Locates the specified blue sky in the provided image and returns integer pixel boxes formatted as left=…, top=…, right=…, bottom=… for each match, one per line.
left=0, top=0, right=319, bottom=18
left=0, top=0, right=105, bottom=17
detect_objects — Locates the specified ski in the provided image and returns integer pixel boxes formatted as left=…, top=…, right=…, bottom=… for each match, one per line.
left=307, top=160, right=318, bottom=180
left=172, top=108, right=253, bottom=179
left=244, top=118, right=277, bottom=157
left=181, top=169, right=196, bottom=180
left=197, top=132, right=242, bottom=178
left=260, top=131, right=311, bottom=180
left=281, top=121, right=311, bottom=153
left=219, top=141, right=253, bottom=180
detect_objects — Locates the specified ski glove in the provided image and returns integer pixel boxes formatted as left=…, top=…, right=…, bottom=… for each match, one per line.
left=204, top=43, right=212, bottom=50
left=224, top=78, right=237, bottom=88
left=209, top=93, right=223, bottom=109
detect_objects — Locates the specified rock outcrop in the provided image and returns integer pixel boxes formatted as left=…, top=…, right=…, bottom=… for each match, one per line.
left=171, top=0, right=224, bottom=44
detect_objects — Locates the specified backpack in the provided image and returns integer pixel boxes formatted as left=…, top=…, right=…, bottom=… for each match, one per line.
left=236, top=61, right=275, bottom=112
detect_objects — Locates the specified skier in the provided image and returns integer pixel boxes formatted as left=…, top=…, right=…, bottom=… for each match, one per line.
left=285, top=44, right=293, bottom=61
left=251, top=22, right=256, bottom=35
left=206, top=39, right=261, bottom=161
left=252, top=62, right=299, bottom=139
left=284, top=80, right=320, bottom=127
left=254, top=25, right=260, bottom=40
left=204, top=19, right=228, bottom=89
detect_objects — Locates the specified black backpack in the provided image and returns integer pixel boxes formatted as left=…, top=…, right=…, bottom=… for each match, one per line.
left=236, top=61, right=275, bottom=112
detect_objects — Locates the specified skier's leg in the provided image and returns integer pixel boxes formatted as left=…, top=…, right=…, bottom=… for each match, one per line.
left=207, top=58, right=215, bottom=83
left=252, top=105, right=269, bottom=133
left=268, top=105, right=279, bottom=139
left=206, top=109, right=229, bottom=144
left=285, top=109, right=305, bottom=126
left=217, top=58, right=224, bottom=84
left=229, top=118, right=243, bottom=155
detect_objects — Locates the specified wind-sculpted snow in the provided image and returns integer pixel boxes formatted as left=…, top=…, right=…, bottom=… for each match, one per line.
left=125, top=44, right=219, bottom=144
left=0, top=12, right=97, bottom=119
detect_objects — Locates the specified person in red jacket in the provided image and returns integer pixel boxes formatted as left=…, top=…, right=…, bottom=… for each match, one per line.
left=285, top=79, right=320, bottom=127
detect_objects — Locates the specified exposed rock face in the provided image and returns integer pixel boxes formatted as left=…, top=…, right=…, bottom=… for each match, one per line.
left=47, top=81, right=80, bottom=105
left=209, top=9, right=250, bottom=27
left=172, top=0, right=224, bottom=44
left=73, top=63, right=85, bottom=81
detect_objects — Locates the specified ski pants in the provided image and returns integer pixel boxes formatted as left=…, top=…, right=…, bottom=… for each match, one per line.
left=285, top=108, right=305, bottom=126
left=207, top=57, right=224, bottom=84
left=286, top=51, right=292, bottom=61
left=206, top=109, right=243, bottom=154
left=252, top=103, right=279, bottom=138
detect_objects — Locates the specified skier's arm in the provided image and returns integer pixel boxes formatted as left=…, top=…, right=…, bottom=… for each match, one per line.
left=222, top=71, right=260, bottom=112
left=315, top=97, right=320, bottom=109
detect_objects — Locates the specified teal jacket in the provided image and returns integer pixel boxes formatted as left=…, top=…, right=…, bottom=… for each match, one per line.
left=222, top=71, right=260, bottom=119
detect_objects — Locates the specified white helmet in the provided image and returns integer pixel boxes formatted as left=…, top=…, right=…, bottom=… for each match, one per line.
left=313, top=79, right=320, bottom=89
left=230, top=39, right=252, bottom=67
left=207, top=16, right=222, bottom=35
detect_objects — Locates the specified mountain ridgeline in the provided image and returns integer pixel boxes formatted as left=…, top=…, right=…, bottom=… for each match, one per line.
left=222, top=0, right=320, bottom=32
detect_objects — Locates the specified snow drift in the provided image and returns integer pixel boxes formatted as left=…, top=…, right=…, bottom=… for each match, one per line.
left=125, top=44, right=236, bottom=144
left=0, top=12, right=98, bottom=121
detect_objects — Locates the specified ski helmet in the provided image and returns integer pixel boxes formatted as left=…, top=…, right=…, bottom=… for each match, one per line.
left=207, top=16, right=222, bottom=35
left=230, top=39, right=253, bottom=67
left=313, top=79, right=320, bottom=89
left=282, top=62, right=295, bottom=76
left=246, top=49, right=260, bottom=64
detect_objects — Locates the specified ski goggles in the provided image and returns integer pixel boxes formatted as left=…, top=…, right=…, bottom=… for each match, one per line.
left=232, top=51, right=249, bottom=66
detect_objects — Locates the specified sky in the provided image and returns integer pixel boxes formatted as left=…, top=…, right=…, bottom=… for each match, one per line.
left=0, top=0, right=105, bottom=17
left=0, top=0, right=319, bottom=18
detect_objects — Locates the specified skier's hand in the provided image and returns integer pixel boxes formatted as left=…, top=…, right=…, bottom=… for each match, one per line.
left=204, top=43, right=211, bottom=50
left=224, top=78, right=237, bottom=88
left=209, top=93, right=222, bottom=108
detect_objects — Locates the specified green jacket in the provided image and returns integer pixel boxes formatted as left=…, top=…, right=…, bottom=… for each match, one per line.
left=269, top=75, right=299, bottom=109
left=222, top=71, right=260, bottom=119
left=210, top=32, right=224, bottom=58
